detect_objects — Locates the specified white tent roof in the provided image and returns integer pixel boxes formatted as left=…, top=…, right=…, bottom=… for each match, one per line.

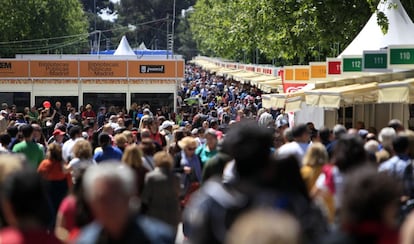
left=137, top=42, right=148, bottom=50
left=114, top=36, right=135, bottom=55
left=338, top=0, right=414, bottom=57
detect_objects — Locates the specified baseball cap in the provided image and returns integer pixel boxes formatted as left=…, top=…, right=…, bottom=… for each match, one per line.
left=161, top=120, right=174, bottom=130
left=53, top=129, right=65, bottom=136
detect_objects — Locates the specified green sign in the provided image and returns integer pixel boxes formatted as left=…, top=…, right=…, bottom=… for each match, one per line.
left=364, top=52, right=387, bottom=70
left=389, top=48, right=414, bottom=65
left=343, top=58, right=362, bottom=72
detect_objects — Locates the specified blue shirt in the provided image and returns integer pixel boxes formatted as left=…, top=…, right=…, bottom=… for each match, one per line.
left=378, top=155, right=410, bottom=179
left=94, top=146, right=123, bottom=163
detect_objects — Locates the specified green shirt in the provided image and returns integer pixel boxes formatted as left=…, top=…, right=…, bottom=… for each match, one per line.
left=12, top=141, right=44, bottom=168
left=196, top=145, right=218, bottom=165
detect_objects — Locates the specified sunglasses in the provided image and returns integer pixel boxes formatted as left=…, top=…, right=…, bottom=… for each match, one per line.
left=187, top=147, right=197, bottom=151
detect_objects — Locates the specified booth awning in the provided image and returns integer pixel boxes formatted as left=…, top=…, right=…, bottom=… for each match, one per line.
left=378, top=78, right=414, bottom=103
left=305, top=82, right=378, bottom=108
left=231, top=71, right=261, bottom=83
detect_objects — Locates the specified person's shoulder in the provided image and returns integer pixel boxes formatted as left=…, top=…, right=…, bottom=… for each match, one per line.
left=136, top=215, right=176, bottom=244
left=12, top=141, right=25, bottom=151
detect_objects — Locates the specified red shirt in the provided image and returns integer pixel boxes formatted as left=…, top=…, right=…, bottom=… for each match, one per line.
left=0, top=227, right=61, bottom=244
left=81, top=110, right=96, bottom=119
left=37, top=159, right=67, bottom=181
left=57, top=195, right=77, bottom=233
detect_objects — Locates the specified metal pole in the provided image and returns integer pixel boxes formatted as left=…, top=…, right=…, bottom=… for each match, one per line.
left=172, top=0, right=176, bottom=57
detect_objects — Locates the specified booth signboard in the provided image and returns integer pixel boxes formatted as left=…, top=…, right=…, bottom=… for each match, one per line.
left=128, top=60, right=184, bottom=78
left=342, top=56, right=363, bottom=72
left=294, top=66, right=310, bottom=81
left=80, top=61, right=127, bottom=77
left=388, top=45, right=414, bottom=69
left=284, top=66, right=294, bottom=81
left=310, top=62, right=327, bottom=80
left=326, top=58, right=342, bottom=76
left=0, top=60, right=29, bottom=77
left=30, top=61, right=78, bottom=77
left=363, top=50, right=389, bottom=72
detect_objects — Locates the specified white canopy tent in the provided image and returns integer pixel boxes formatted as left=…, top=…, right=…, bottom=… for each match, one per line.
left=114, top=36, right=136, bottom=56
left=338, top=0, right=414, bottom=57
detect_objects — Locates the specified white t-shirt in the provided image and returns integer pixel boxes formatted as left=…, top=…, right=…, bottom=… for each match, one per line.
left=68, top=158, right=96, bottom=183
left=62, top=138, right=83, bottom=162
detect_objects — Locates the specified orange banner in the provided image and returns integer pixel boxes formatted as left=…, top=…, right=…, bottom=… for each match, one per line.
left=30, top=61, right=78, bottom=77
left=80, top=61, right=127, bottom=77
left=0, top=61, right=29, bottom=77
left=128, top=60, right=184, bottom=78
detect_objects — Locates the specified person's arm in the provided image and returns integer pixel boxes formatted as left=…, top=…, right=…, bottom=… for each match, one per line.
left=55, top=212, right=69, bottom=242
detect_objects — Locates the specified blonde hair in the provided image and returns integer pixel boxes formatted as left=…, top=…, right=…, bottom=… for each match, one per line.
left=122, top=130, right=133, bottom=143
left=114, top=133, right=127, bottom=148
left=226, top=209, right=300, bottom=244
left=72, top=139, right=93, bottom=160
left=153, top=151, right=174, bottom=169
left=302, top=142, right=328, bottom=166
left=122, top=145, right=143, bottom=169
left=102, top=124, right=112, bottom=134
left=177, top=136, right=198, bottom=150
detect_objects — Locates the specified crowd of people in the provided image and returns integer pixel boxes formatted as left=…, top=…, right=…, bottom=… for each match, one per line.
left=1, top=64, right=414, bottom=243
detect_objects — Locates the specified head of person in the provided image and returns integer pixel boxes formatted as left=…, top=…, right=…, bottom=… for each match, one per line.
left=139, top=138, right=155, bottom=156
left=178, top=136, right=198, bottom=157
left=340, top=166, right=400, bottom=229
left=226, top=209, right=300, bottom=244
left=98, top=133, right=112, bottom=148
left=153, top=151, right=174, bottom=170
left=388, top=119, right=404, bottom=133
left=69, top=126, right=82, bottom=139
left=122, top=130, right=134, bottom=145
left=333, top=124, right=347, bottom=140
left=53, top=129, right=65, bottom=143
left=20, top=124, right=33, bottom=140
left=291, top=124, right=310, bottom=143
left=318, top=127, right=331, bottom=143
left=205, top=129, right=218, bottom=150
left=102, top=123, right=113, bottom=135
left=122, top=145, right=143, bottom=170
left=85, top=104, right=93, bottom=111
left=161, top=121, right=174, bottom=133
left=2, top=169, right=51, bottom=228
left=46, top=143, right=63, bottom=162
left=391, top=134, right=409, bottom=157
left=0, top=133, right=11, bottom=148
left=114, top=133, right=127, bottom=151
left=72, top=139, right=93, bottom=160
left=333, top=134, right=368, bottom=173
left=303, top=142, right=328, bottom=167
left=83, top=164, right=136, bottom=237
left=378, top=127, right=397, bottom=151
left=222, top=121, right=274, bottom=179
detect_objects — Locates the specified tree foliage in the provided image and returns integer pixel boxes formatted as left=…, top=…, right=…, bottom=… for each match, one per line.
left=189, top=0, right=414, bottom=65
left=115, top=0, right=195, bottom=50
left=0, top=0, right=89, bottom=57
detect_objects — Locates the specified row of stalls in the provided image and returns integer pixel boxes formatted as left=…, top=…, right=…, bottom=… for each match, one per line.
left=191, top=56, right=414, bottom=130
left=261, top=71, right=414, bottom=130
left=190, top=57, right=282, bottom=94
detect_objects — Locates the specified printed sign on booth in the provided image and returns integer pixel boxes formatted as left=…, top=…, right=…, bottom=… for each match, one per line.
left=0, top=60, right=29, bottom=77
left=80, top=61, right=127, bottom=77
